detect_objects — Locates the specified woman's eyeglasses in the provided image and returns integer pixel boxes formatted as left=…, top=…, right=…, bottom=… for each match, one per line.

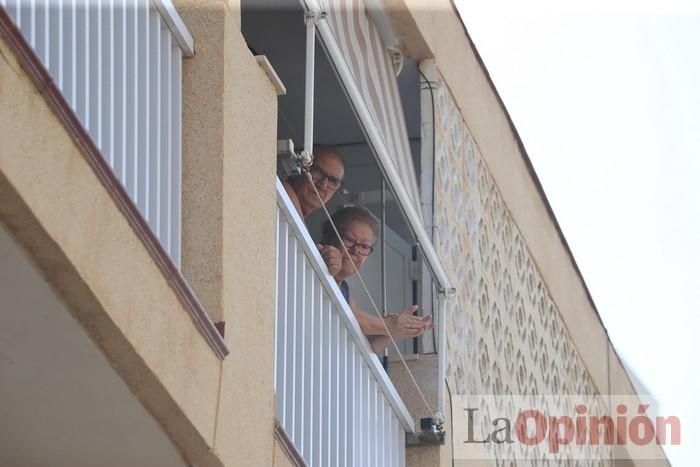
left=309, top=165, right=343, bottom=190
left=341, top=234, right=374, bottom=256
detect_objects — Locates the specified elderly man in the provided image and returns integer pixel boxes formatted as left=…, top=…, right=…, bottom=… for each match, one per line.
left=282, top=145, right=345, bottom=275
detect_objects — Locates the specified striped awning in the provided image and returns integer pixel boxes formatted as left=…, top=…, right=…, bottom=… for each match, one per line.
left=315, top=0, right=423, bottom=219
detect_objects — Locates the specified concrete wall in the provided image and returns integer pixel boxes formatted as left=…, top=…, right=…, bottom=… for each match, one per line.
left=159, top=1, right=282, bottom=464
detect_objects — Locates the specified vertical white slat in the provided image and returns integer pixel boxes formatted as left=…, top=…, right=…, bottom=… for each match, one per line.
left=285, top=236, right=298, bottom=437
left=339, top=326, right=348, bottom=467
left=392, top=416, right=398, bottom=467
left=317, top=294, right=327, bottom=467
left=372, top=381, right=385, bottom=466
left=275, top=215, right=289, bottom=425
left=171, top=48, right=182, bottom=266
left=160, top=26, right=172, bottom=251
left=341, top=318, right=356, bottom=466
left=372, top=385, right=378, bottom=466
left=359, top=362, right=365, bottom=465
left=136, top=0, right=150, bottom=220
left=41, top=0, right=50, bottom=69
left=398, top=418, right=406, bottom=467
left=294, top=249, right=305, bottom=448
left=70, top=0, right=77, bottom=110
left=362, top=368, right=373, bottom=465
left=98, top=2, right=112, bottom=155
left=302, top=261, right=314, bottom=463
left=83, top=3, right=89, bottom=130
left=284, top=226, right=296, bottom=431
left=57, top=0, right=64, bottom=90
left=74, top=1, right=86, bottom=124
left=119, top=0, right=129, bottom=183
left=382, top=392, right=387, bottom=467
left=385, top=400, right=392, bottom=467
left=273, top=208, right=280, bottom=393
left=312, top=283, right=323, bottom=465
left=381, top=390, right=387, bottom=467
left=148, top=11, right=161, bottom=233
left=102, top=0, right=118, bottom=165
left=88, top=2, right=100, bottom=146
left=354, top=348, right=363, bottom=465
left=376, top=386, right=382, bottom=466
left=124, top=0, right=137, bottom=202
left=367, top=368, right=372, bottom=466
left=331, top=307, right=341, bottom=467
left=59, top=0, right=74, bottom=107
left=322, top=298, right=332, bottom=467
left=369, top=378, right=374, bottom=466
left=112, top=0, right=124, bottom=176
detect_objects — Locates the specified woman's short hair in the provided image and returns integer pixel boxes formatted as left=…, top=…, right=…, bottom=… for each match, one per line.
left=321, top=206, right=379, bottom=245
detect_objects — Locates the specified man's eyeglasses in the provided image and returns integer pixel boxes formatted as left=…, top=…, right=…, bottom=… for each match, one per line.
left=309, top=165, right=343, bottom=191
left=341, top=234, right=374, bottom=256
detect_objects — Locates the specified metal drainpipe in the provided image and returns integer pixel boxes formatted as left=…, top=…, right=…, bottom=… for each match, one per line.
left=381, top=179, right=389, bottom=370
left=437, top=291, right=449, bottom=421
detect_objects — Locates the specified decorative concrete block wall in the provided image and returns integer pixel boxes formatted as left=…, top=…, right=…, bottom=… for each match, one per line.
left=432, top=70, right=610, bottom=466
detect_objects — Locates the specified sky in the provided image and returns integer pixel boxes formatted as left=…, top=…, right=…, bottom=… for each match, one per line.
left=453, top=2, right=700, bottom=465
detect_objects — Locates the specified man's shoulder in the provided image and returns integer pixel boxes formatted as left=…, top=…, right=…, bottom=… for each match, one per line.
left=282, top=179, right=297, bottom=200
left=281, top=179, right=303, bottom=216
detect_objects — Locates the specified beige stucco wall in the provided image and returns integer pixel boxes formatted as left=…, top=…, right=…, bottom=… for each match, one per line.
left=171, top=1, right=281, bottom=465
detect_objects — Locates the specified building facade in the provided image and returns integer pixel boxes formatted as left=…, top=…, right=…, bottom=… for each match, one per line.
left=0, top=0, right=670, bottom=466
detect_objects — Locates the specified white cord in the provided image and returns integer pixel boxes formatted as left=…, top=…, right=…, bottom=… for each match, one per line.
left=305, top=171, right=435, bottom=417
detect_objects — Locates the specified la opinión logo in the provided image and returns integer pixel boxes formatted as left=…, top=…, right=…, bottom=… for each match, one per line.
left=462, top=403, right=681, bottom=454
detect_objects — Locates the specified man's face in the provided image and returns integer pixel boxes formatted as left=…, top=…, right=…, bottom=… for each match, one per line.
left=297, top=150, right=344, bottom=216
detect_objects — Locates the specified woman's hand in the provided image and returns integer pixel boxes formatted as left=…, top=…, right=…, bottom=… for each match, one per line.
left=317, top=244, right=342, bottom=276
left=384, top=305, right=432, bottom=338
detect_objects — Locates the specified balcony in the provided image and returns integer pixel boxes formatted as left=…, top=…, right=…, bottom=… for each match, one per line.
left=275, top=179, right=414, bottom=466
left=2, top=0, right=190, bottom=266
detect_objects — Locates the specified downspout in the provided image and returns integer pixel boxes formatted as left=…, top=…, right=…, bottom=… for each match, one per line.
left=437, top=291, right=449, bottom=421
left=381, top=179, right=389, bottom=370
left=420, top=59, right=453, bottom=423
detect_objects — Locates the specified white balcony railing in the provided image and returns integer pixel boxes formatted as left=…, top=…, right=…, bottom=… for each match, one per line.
left=275, top=179, right=413, bottom=467
left=3, top=0, right=192, bottom=266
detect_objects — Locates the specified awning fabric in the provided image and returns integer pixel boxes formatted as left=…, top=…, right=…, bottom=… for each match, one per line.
left=316, top=0, right=423, bottom=219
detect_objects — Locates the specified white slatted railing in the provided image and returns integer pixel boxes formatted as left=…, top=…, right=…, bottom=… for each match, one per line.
left=3, top=0, right=192, bottom=267
left=275, top=179, right=413, bottom=467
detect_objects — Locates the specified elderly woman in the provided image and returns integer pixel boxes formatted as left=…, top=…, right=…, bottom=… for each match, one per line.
left=320, top=206, right=432, bottom=352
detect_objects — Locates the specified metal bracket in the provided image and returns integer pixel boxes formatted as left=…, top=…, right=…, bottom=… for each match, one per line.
left=406, top=416, right=446, bottom=446
left=304, top=10, right=327, bottom=25
left=297, top=150, right=314, bottom=170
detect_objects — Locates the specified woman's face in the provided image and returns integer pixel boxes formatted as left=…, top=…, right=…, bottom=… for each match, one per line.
left=338, top=220, right=375, bottom=277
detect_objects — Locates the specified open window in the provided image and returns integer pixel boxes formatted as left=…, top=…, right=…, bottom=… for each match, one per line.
left=242, top=0, right=440, bottom=359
